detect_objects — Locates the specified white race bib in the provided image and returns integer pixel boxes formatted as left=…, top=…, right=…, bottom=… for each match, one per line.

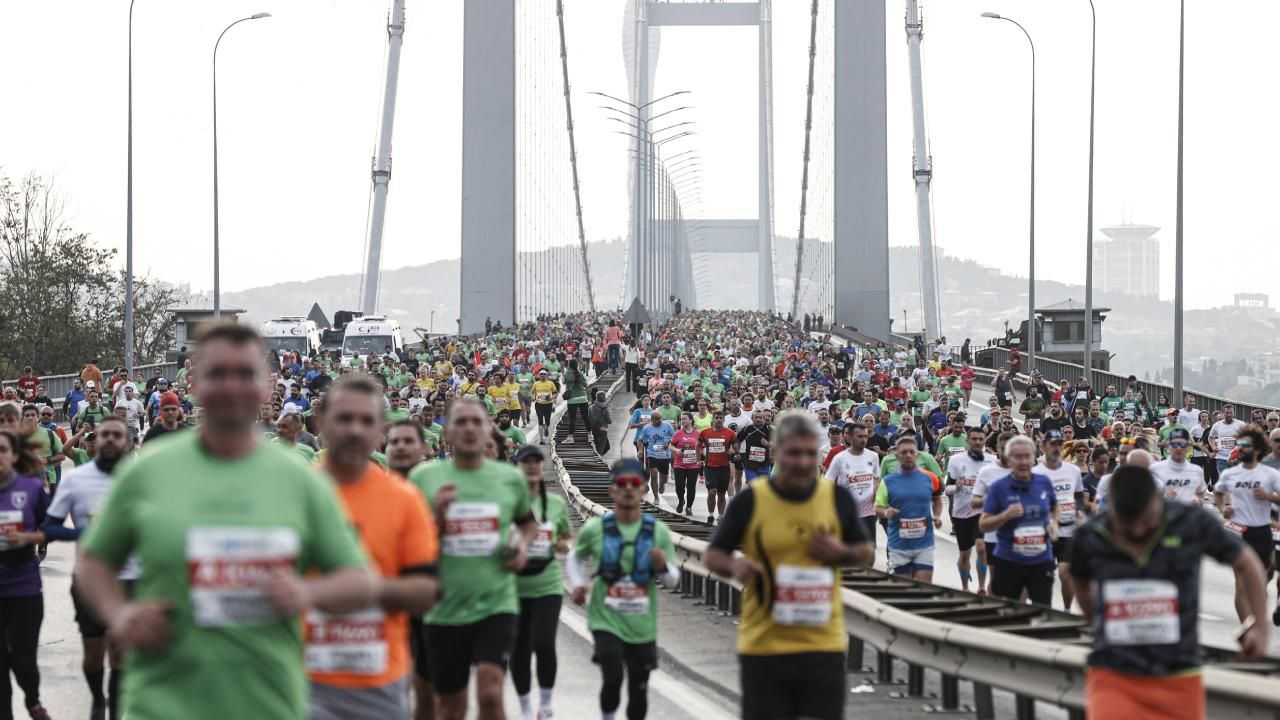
left=748, top=446, right=767, bottom=463
left=0, top=510, right=23, bottom=551
left=187, top=527, right=299, bottom=627
left=1058, top=501, right=1077, bottom=525
left=603, top=579, right=650, bottom=615
left=680, top=448, right=698, bottom=464
left=707, top=438, right=727, bottom=454
left=527, top=522, right=555, bottom=560
left=898, top=517, right=927, bottom=540
left=305, top=607, right=388, bottom=675
left=1225, top=521, right=1246, bottom=536
left=1013, top=524, right=1047, bottom=557
left=1103, top=579, right=1180, bottom=646
left=443, top=502, right=501, bottom=557
left=772, top=564, right=834, bottom=627
left=651, top=443, right=667, bottom=453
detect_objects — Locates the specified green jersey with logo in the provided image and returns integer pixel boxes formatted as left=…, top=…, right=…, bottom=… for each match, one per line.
left=517, top=493, right=572, bottom=599
left=575, top=515, right=676, bottom=644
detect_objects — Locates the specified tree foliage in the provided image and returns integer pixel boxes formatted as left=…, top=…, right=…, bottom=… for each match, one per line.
left=0, top=172, right=190, bottom=377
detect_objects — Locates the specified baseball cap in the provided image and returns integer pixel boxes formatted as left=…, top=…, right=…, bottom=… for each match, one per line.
left=514, top=444, right=545, bottom=463
left=1044, top=428, right=1065, bottom=442
left=610, top=458, right=647, bottom=481
left=1168, top=427, right=1192, bottom=442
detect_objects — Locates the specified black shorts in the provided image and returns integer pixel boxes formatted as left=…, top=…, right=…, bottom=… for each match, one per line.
left=427, top=613, right=517, bottom=695
left=591, top=630, right=657, bottom=672
left=71, top=581, right=107, bottom=638
left=409, top=615, right=431, bottom=682
left=952, top=515, right=980, bottom=552
left=1052, top=536, right=1074, bottom=565
left=990, top=556, right=1055, bottom=606
left=1241, top=526, right=1276, bottom=571
left=740, top=652, right=844, bottom=720
left=859, top=516, right=877, bottom=546
left=647, top=458, right=670, bottom=474
left=705, top=466, right=730, bottom=492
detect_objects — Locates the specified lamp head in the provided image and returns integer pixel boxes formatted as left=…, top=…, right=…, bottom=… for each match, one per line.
left=981, top=12, right=1002, bottom=19
left=251, top=12, right=272, bottom=19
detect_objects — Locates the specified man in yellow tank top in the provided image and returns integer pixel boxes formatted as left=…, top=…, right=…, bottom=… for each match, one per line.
left=706, top=411, right=873, bottom=720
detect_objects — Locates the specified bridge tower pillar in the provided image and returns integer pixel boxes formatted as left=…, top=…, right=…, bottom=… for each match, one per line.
left=460, top=0, right=516, bottom=335
left=833, top=1, right=890, bottom=338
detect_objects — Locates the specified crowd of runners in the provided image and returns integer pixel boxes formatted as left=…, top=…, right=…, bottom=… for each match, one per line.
left=0, top=308, right=1276, bottom=719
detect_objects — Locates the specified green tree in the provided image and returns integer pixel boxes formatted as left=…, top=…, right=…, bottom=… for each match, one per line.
left=0, top=171, right=189, bottom=376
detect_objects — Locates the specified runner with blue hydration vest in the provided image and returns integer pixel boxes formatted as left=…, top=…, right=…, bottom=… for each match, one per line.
left=567, top=458, right=679, bottom=720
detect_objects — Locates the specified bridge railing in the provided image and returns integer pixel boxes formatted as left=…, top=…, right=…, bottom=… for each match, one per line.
left=974, top=345, right=1279, bottom=420
left=3, top=362, right=179, bottom=421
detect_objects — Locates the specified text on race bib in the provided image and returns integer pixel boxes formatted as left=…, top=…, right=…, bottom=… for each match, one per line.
left=748, top=447, right=767, bottom=463
left=1103, top=579, right=1180, bottom=646
left=1058, top=501, right=1076, bottom=524
left=603, top=579, right=650, bottom=615
left=1013, top=524, right=1047, bottom=556
left=187, top=527, right=299, bottom=628
left=681, top=449, right=698, bottom=464
left=0, top=511, right=23, bottom=551
left=305, top=607, right=388, bottom=675
left=527, top=522, right=555, bottom=560
left=772, top=564, right=834, bottom=627
left=898, top=517, right=928, bottom=540
left=706, top=438, right=726, bottom=454
left=443, top=502, right=501, bottom=557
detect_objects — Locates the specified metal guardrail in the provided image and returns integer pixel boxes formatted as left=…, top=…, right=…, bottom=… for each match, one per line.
left=2, top=362, right=178, bottom=421
left=975, top=345, right=1279, bottom=421
left=554, top=326, right=1280, bottom=719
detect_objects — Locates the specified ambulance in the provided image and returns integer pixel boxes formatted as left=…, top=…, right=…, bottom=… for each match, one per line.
left=259, top=316, right=321, bottom=358
left=341, top=315, right=404, bottom=364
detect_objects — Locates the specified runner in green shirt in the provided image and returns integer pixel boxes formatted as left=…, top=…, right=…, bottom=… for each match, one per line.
left=568, top=458, right=679, bottom=720
left=935, top=418, right=969, bottom=469
left=654, top=393, right=682, bottom=423
left=76, top=323, right=375, bottom=720
left=496, top=410, right=527, bottom=447
left=511, top=445, right=572, bottom=718
left=409, top=397, right=539, bottom=719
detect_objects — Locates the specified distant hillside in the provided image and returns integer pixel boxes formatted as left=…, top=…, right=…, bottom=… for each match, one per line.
left=225, top=238, right=1279, bottom=384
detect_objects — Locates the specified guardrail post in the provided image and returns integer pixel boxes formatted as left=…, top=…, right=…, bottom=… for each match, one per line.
left=876, top=650, right=893, bottom=684
left=1015, top=694, right=1035, bottom=720
left=973, top=683, right=995, bottom=720
left=1067, top=709, right=1084, bottom=720
left=730, top=587, right=741, bottom=614
left=705, top=577, right=716, bottom=606
left=906, top=664, right=924, bottom=697
left=846, top=634, right=864, bottom=671
left=717, top=582, right=730, bottom=612
left=940, top=674, right=959, bottom=710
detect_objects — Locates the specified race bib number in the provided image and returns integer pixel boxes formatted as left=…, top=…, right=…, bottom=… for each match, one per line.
left=948, top=446, right=965, bottom=456
left=707, top=438, right=726, bottom=454
left=772, top=564, right=834, bottom=627
left=187, top=527, right=299, bottom=627
left=1225, top=521, right=1246, bottom=536
left=850, top=475, right=876, bottom=517
left=443, top=502, right=501, bottom=557
left=536, top=393, right=552, bottom=403
left=0, top=511, right=23, bottom=551
left=1103, top=579, right=1180, bottom=646
left=528, top=522, right=554, bottom=560
left=681, top=449, right=698, bottom=464
left=1058, top=501, right=1076, bottom=525
left=604, top=580, right=650, bottom=615
left=652, top=443, right=667, bottom=454
left=748, top=446, right=767, bottom=463
left=1002, top=391, right=1013, bottom=401
left=305, top=607, right=388, bottom=675
left=1013, top=524, right=1047, bottom=557
left=1218, top=437, right=1235, bottom=453
left=898, top=517, right=927, bottom=540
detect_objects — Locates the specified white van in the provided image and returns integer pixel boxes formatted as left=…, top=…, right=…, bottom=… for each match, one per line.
left=260, top=317, right=321, bottom=358
left=341, top=315, right=404, bottom=363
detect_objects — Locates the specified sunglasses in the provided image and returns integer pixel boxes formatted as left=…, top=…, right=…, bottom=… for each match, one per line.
left=1236, top=440, right=1253, bottom=449
left=613, top=475, right=646, bottom=488
left=1169, top=440, right=1189, bottom=448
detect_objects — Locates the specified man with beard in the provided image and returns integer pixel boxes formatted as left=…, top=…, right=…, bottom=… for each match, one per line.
left=308, top=376, right=440, bottom=720
left=495, top=409, right=527, bottom=448
left=1213, top=424, right=1280, bottom=623
left=42, top=416, right=135, bottom=720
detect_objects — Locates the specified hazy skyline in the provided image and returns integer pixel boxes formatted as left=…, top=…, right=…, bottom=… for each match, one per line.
left=1, top=0, right=1276, bottom=311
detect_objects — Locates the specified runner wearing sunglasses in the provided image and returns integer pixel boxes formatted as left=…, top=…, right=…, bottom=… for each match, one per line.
left=1212, top=424, right=1280, bottom=623
left=1150, top=428, right=1206, bottom=506
left=567, top=458, right=679, bottom=720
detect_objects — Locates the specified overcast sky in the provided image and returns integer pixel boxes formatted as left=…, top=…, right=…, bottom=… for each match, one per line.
left=1, top=0, right=1276, bottom=311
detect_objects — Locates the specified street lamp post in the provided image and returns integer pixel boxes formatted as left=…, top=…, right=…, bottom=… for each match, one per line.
left=983, top=12, right=1037, bottom=375
left=1082, top=0, right=1098, bottom=374
left=212, top=12, right=271, bottom=319
left=1173, top=0, right=1185, bottom=401
left=126, top=0, right=137, bottom=374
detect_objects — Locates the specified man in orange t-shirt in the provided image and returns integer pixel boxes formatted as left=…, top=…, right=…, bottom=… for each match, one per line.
left=308, top=376, right=440, bottom=720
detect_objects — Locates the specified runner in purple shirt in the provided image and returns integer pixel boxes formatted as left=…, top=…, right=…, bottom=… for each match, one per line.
left=0, top=428, right=53, bottom=719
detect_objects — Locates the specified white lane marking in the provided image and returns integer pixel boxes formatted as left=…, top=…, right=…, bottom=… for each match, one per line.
left=1199, top=612, right=1224, bottom=622
left=558, top=605, right=738, bottom=720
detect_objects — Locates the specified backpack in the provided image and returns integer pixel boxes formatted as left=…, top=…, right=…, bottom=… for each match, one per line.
left=597, top=512, right=656, bottom=585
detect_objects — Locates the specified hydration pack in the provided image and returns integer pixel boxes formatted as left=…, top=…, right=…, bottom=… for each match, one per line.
left=597, top=512, right=655, bottom=585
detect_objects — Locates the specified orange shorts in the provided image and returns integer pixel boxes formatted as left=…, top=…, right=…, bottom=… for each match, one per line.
left=1086, top=667, right=1205, bottom=720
